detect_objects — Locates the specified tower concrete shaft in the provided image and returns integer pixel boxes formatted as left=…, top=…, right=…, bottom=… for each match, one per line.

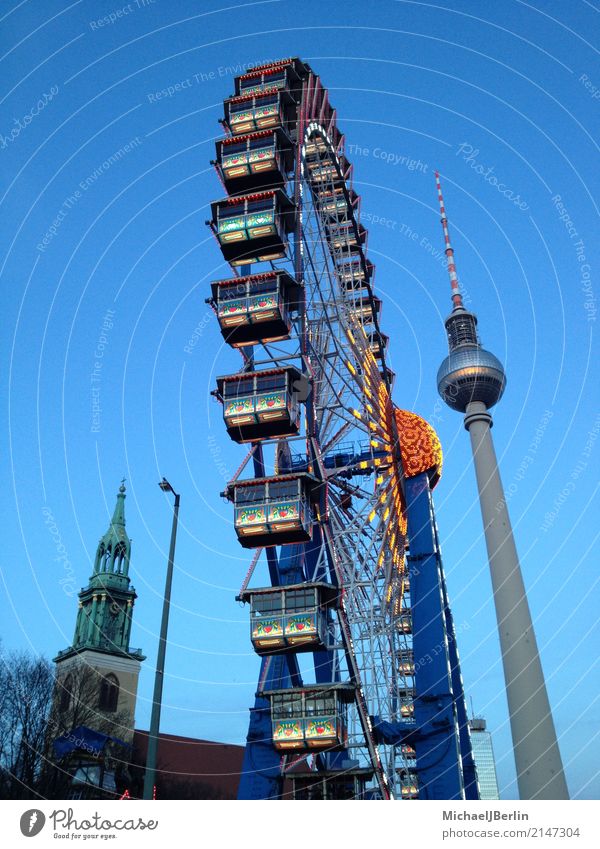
left=464, top=401, right=568, bottom=799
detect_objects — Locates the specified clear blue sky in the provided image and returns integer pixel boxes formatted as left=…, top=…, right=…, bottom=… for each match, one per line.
left=1, top=0, right=598, bottom=800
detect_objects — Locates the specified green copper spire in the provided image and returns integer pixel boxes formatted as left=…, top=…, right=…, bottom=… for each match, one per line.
left=54, top=481, right=144, bottom=662
left=93, top=480, right=131, bottom=577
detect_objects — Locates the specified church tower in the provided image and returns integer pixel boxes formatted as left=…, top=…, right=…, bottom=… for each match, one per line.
left=54, top=482, right=145, bottom=747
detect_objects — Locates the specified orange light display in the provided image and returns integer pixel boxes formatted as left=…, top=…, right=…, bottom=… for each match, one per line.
left=394, top=408, right=443, bottom=488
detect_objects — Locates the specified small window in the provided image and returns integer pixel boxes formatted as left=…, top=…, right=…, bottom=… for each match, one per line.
left=223, top=377, right=254, bottom=398
left=220, top=203, right=244, bottom=218
left=253, top=592, right=283, bottom=617
left=224, top=141, right=247, bottom=155
left=305, top=693, right=335, bottom=716
left=60, top=675, right=73, bottom=711
left=235, top=484, right=266, bottom=505
left=249, top=136, right=271, bottom=151
left=219, top=283, right=248, bottom=302
left=247, top=197, right=273, bottom=214
left=272, top=692, right=302, bottom=719
left=285, top=588, right=317, bottom=613
left=98, top=673, right=119, bottom=713
left=256, top=373, right=286, bottom=393
left=239, top=76, right=257, bottom=91
left=248, top=279, right=278, bottom=296
left=268, top=479, right=299, bottom=501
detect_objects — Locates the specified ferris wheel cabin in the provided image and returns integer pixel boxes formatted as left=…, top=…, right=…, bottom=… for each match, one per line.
left=337, top=258, right=374, bottom=292
left=306, top=154, right=352, bottom=187
left=327, top=221, right=367, bottom=253
left=216, top=366, right=305, bottom=443
left=397, top=607, right=413, bottom=634
left=398, top=648, right=415, bottom=676
left=210, top=270, right=302, bottom=347
left=223, top=88, right=297, bottom=137
left=367, top=331, right=389, bottom=361
left=208, top=189, right=296, bottom=266
left=263, top=683, right=355, bottom=751
left=349, top=295, right=382, bottom=328
left=224, top=472, right=322, bottom=548
left=315, top=187, right=359, bottom=221
left=214, top=128, right=294, bottom=194
left=234, top=58, right=308, bottom=100
left=238, top=581, right=339, bottom=655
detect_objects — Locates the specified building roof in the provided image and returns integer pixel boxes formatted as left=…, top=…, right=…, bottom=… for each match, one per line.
left=132, top=730, right=244, bottom=799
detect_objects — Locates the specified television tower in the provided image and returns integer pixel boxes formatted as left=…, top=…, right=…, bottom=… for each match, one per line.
left=434, top=172, right=569, bottom=800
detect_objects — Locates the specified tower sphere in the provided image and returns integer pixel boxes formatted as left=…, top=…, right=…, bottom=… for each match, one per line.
left=437, top=345, right=506, bottom=412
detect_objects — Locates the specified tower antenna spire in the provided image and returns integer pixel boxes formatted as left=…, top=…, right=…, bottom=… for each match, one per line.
left=435, top=170, right=464, bottom=310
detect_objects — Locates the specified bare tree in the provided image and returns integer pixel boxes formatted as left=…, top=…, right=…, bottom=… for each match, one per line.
left=0, top=647, right=54, bottom=799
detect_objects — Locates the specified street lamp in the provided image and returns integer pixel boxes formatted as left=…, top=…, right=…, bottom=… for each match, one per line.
left=143, top=478, right=180, bottom=800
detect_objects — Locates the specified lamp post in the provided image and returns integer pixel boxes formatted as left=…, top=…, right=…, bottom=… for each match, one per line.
left=143, top=478, right=180, bottom=800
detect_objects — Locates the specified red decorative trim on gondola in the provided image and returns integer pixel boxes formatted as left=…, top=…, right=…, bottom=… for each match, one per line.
left=239, top=64, right=290, bottom=81
left=224, top=190, right=276, bottom=204
left=220, top=366, right=291, bottom=382
left=213, top=270, right=280, bottom=286
left=226, top=87, right=281, bottom=104
left=231, top=472, right=311, bottom=487
left=221, top=128, right=275, bottom=145
left=241, top=58, right=294, bottom=75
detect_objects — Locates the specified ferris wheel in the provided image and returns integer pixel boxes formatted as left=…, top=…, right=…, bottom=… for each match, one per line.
left=206, top=58, right=478, bottom=800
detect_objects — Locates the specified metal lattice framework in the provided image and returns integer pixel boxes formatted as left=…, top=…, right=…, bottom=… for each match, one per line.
left=206, top=58, right=476, bottom=801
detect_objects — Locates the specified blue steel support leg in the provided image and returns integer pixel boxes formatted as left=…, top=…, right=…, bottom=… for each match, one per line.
left=438, top=552, right=479, bottom=799
left=405, top=472, right=465, bottom=800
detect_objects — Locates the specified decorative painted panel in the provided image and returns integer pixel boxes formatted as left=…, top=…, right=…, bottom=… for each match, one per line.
left=224, top=397, right=254, bottom=417
left=222, top=152, right=248, bottom=168
left=218, top=216, right=245, bottom=234
left=285, top=614, right=316, bottom=636
left=236, top=506, right=267, bottom=526
left=218, top=299, right=246, bottom=316
left=247, top=294, right=277, bottom=313
left=305, top=718, right=337, bottom=741
left=252, top=617, right=283, bottom=639
left=246, top=211, right=274, bottom=228
left=256, top=392, right=285, bottom=412
left=268, top=501, right=299, bottom=523
left=254, top=104, right=278, bottom=119
left=273, top=720, right=303, bottom=742
left=248, top=147, right=274, bottom=163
